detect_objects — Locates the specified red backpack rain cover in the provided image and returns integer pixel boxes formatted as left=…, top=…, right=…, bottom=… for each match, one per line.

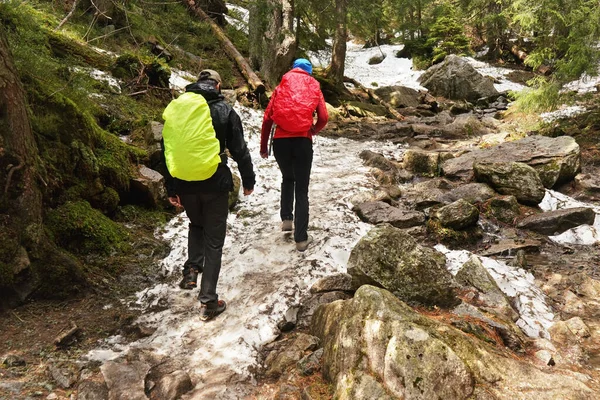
left=271, top=69, right=322, bottom=133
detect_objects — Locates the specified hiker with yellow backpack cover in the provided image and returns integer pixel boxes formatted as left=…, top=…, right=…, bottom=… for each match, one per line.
left=161, top=69, right=255, bottom=321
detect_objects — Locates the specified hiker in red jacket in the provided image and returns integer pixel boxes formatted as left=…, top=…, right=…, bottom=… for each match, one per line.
left=260, top=58, right=329, bottom=252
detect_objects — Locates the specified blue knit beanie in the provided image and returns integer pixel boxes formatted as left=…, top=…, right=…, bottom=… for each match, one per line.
left=292, top=58, right=313, bottom=74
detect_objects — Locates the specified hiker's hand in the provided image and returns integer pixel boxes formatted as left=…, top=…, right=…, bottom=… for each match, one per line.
left=243, top=188, right=253, bottom=196
left=169, top=195, right=182, bottom=208
left=260, top=152, right=268, bottom=159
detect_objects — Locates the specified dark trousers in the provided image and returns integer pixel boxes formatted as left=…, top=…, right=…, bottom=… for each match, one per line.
left=273, top=137, right=313, bottom=243
left=179, top=192, right=229, bottom=304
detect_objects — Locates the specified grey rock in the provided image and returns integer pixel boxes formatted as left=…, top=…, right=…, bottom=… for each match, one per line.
left=354, top=201, right=426, bottom=228
left=480, top=239, right=542, bottom=257
left=297, top=348, right=324, bottom=376
left=374, top=85, right=422, bottom=108
left=474, top=161, right=545, bottom=205
left=517, top=207, right=596, bottom=235
left=435, top=199, right=480, bottom=230
left=486, top=195, right=521, bottom=224
left=310, top=273, right=353, bottom=293
left=2, top=353, right=26, bottom=367
left=347, top=224, right=460, bottom=307
left=48, top=362, right=77, bottom=389
left=100, top=360, right=150, bottom=400
left=151, top=370, right=193, bottom=400
left=402, top=149, right=440, bottom=176
left=130, top=165, right=168, bottom=208
left=77, top=380, right=109, bottom=400
left=418, top=55, right=499, bottom=101
left=438, top=183, right=497, bottom=205
left=442, top=135, right=581, bottom=187
left=144, top=121, right=163, bottom=145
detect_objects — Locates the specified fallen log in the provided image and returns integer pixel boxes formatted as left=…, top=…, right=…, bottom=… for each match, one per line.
left=511, top=45, right=551, bottom=75
left=343, top=76, right=405, bottom=121
left=185, top=1, right=265, bottom=94
left=54, top=321, right=80, bottom=347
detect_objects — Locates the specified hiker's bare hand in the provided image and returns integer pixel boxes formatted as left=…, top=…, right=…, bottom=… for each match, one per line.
left=169, top=195, right=182, bottom=208
left=260, top=152, right=268, bottom=159
left=243, top=188, right=253, bottom=196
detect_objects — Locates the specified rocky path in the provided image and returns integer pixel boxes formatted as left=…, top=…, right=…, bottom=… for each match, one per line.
left=86, top=106, right=405, bottom=399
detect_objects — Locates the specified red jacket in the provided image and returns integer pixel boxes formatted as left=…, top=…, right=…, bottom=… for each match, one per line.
left=260, top=69, right=328, bottom=154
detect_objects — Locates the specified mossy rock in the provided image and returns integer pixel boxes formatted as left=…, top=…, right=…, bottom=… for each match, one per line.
left=112, top=53, right=171, bottom=88
left=426, top=218, right=482, bottom=246
left=46, top=201, right=129, bottom=255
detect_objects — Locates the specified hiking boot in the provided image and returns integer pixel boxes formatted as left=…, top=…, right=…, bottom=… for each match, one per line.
left=281, top=220, right=293, bottom=232
left=179, top=269, right=199, bottom=290
left=200, top=300, right=227, bottom=321
left=296, top=235, right=313, bottom=252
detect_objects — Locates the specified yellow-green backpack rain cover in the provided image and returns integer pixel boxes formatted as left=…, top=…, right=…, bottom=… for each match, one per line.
left=162, top=92, right=221, bottom=181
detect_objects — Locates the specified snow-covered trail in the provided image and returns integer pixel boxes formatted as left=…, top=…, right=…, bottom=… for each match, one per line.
left=87, top=106, right=405, bottom=398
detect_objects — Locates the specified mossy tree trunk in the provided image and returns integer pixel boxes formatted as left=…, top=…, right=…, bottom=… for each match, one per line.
left=327, top=0, right=347, bottom=87
left=0, top=26, right=45, bottom=303
left=251, top=0, right=296, bottom=87
left=0, top=27, right=43, bottom=234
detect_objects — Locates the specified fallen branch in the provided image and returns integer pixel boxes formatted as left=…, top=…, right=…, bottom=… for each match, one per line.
left=185, top=2, right=265, bottom=94
left=56, top=0, right=79, bottom=31
left=343, top=76, right=405, bottom=121
left=4, top=154, right=24, bottom=194
left=54, top=321, right=80, bottom=347
left=510, top=45, right=551, bottom=75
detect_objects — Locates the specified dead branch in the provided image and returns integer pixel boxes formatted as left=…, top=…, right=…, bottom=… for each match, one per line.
left=54, top=321, right=80, bottom=347
left=185, top=2, right=265, bottom=94
left=56, top=0, right=79, bottom=31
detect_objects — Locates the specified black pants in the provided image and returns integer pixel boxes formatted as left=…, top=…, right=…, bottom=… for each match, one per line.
left=273, top=137, right=313, bottom=243
left=179, top=191, right=229, bottom=305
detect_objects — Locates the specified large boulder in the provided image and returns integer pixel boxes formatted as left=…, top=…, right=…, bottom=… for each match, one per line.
left=374, top=86, right=422, bottom=108
left=441, top=135, right=581, bottom=187
left=474, top=162, right=546, bottom=205
left=418, top=55, right=499, bottom=101
left=347, top=224, right=460, bottom=307
left=312, top=285, right=597, bottom=400
left=517, top=207, right=596, bottom=235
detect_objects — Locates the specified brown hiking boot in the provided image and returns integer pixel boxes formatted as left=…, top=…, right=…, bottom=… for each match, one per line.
left=296, top=235, right=313, bottom=252
left=200, top=300, right=227, bottom=321
left=281, top=220, right=293, bottom=232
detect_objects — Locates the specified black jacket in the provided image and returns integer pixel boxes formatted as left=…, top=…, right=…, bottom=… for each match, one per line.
left=162, top=80, right=256, bottom=196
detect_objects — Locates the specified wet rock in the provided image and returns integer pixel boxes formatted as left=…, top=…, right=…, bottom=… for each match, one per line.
left=151, top=370, right=193, bottom=400
left=77, top=380, right=109, bottom=400
left=438, top=183, right=496, bottom=205
left=485, top=195, right=521, bottom=224
left=455, top=255, right=518, bottom=322
left=349, top=189, right=392, bottom=206
left=100, top=360, right=150, bottom=400
left=310, top=273, right=353, bottom=293
left=418, top=55, right=499, bottom=101
left=359, top=150, right=400, bottom=172
left=297, top=348, right=323, bottom=376
left=312, top=285, right=596, bottom=400
left=346, top=101, right=387, bottom=118
left=402, top=149, right=440, bottom=176
left=442, top=135, right=580, bottom=187
left=347, top=224, right=460, bottom=307
left=434, top=199, right=480, bottom=230
left=517, top=207, right=596, bottom=235
left=354, top=201, right=426, bottom=228
left=129, top=165, right=168, bottom=208
left=474, top=161, right=545, bottom=205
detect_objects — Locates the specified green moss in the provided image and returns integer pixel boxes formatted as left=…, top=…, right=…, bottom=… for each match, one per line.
left=46, top=201, right=129, bottom=255
left=0, top=231, right=20, bottom=286
left=115, top=205, right=169, bottom=230
left=426, top=218, right=482, bottom=246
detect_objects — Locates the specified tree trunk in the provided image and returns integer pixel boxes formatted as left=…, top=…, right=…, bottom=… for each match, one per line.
left=0, top=28, right=43, bottom=227
left=327, top=0, right=347, bottom=87
left=187, top=2, right=265, bottom=93
left=260, top=0, right=297, bottom=87
left=0, top=26, right=44, bottom=304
